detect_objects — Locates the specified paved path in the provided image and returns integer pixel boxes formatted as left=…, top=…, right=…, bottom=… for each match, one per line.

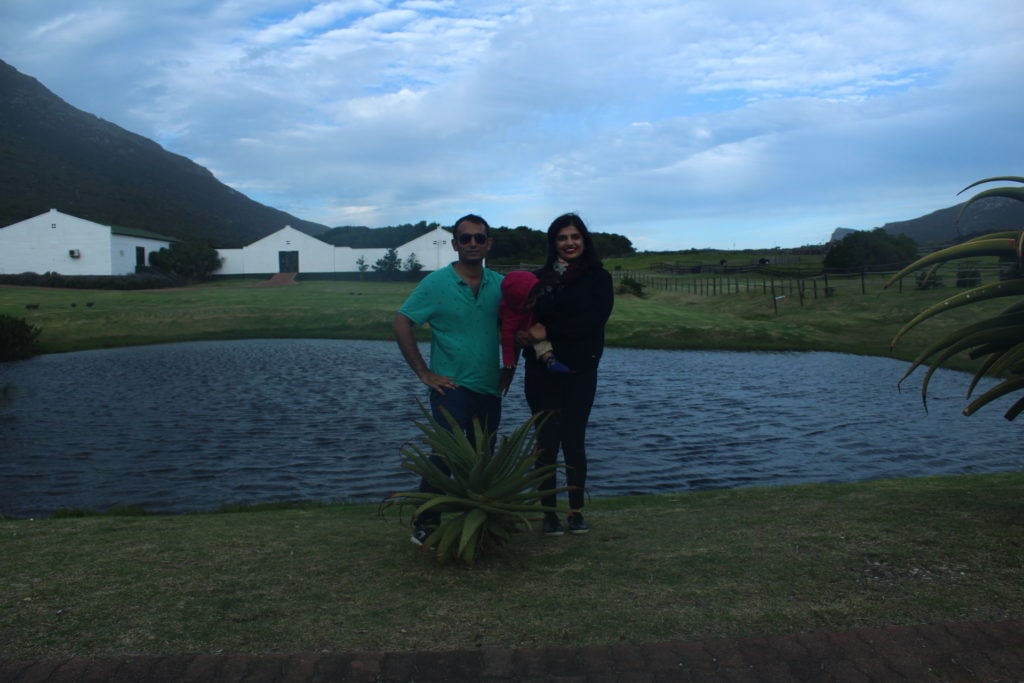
left=2, top=619, right=1022, bottom=682
left=255, top=272, right=299, bottom=286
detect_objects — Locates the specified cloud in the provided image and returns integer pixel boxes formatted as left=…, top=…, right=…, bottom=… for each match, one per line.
left=2, top=0, right=1023, bottom=248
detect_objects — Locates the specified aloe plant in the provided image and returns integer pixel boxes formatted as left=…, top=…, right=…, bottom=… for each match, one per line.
left=386, top=404, right=568, bottom=565
left=885, top=176, right=1024, bottom=420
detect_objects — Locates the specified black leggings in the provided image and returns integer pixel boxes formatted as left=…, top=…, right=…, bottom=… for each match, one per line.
left=524, top=363, right=598, bottom=511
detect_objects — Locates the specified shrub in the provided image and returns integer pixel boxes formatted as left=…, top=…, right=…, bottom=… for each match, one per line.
left=149, top=240, right=222, bottom=282
left=384, top=404, right=565, bottom=566
left=824, top=228, right=919, bottom=270
left=0, top=314, right=41, bottom=361
left=616, top=276, right=646, bottom=298
left=0, top=272, right=176, bottom=289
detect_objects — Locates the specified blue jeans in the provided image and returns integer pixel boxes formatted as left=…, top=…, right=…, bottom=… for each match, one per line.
left=416, top=387, right=501, bottom=525
left=428, top=386, right=501, bottom=441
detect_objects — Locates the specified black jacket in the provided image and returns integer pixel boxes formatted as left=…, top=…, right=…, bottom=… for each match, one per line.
left=527, top=263, right=614, bottom=373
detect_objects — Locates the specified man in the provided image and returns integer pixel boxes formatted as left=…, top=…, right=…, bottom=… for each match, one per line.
left=393, top=213, right=506, bottom=545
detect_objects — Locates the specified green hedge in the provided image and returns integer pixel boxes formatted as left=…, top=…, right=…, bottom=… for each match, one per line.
left=0, top=271, right=177, bottom=290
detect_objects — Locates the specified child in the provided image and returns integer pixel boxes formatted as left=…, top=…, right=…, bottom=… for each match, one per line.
left=500, top=270, right=573, bottom=374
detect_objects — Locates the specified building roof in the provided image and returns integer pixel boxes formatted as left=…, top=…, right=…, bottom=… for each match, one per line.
left=110, top=224, right=178, bottom=242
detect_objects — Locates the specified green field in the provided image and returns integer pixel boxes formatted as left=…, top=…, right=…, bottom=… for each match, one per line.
left=0, top=270, right=1007, bottom=368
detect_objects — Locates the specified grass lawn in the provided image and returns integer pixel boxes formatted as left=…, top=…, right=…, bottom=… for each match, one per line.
left=2, top=474, right=1022, bottom=659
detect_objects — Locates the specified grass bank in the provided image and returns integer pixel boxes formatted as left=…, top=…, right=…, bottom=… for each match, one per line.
left=0, top=276, right=1005, bottom=366
left=2, top=473, right=1022, bottom=659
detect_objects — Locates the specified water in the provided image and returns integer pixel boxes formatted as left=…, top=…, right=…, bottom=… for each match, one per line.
left=1, top=339, right=1020, bottom=518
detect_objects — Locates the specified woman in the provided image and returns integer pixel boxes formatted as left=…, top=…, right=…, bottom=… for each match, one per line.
left=520, top=213, right=614, bottom=536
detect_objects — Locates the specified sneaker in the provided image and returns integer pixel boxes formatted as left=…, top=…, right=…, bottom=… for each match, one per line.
left=567, top=512, right=589, bottom=535
left=544, top=356, right=574, bottom=374
left=410, top=522, right=433, bottom=547
left=542, top=512, right=565, bottom=536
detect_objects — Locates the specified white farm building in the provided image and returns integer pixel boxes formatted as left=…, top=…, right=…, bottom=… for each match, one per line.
left=0, top=209, right=175, bottom=276
left=0, top=209, right=456, bottom=276
left=216, top=224, right=454, bottom=275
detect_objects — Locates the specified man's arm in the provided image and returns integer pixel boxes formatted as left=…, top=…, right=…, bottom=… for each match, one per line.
left=392, top=313, right=458, bottom=394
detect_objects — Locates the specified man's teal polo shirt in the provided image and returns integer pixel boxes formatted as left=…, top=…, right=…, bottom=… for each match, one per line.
left=399, top=263, right=503, bottom=396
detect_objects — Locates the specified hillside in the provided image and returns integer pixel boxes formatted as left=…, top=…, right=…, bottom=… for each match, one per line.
left=0, top=60, right=328, bottom=248
left=876, top=196, right=1024, bottom=245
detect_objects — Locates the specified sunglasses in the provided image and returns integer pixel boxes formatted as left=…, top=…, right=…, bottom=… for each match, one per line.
left=457, top=233, right=489, bottom=245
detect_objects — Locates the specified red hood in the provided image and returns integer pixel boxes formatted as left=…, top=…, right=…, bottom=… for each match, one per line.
left=501, top=270, right=538, bottom=308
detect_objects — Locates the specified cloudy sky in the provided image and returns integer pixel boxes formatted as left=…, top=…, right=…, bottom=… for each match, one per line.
left=2, top=1, right=1022, bottom=250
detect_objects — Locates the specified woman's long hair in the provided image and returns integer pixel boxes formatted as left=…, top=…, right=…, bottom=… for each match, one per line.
left=542, top=213, right=603, bottom=271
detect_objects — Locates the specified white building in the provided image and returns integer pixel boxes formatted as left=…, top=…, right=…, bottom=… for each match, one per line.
left=0, top=209, right=173, bottom=276
left=0, top=210, right=458, bottom=276
left=215, top=224, right=455, bottom=275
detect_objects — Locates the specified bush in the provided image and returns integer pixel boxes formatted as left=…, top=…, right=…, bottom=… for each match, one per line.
left=824, top=228, right=918, bottom=270
left=616, top=276, right=646, bottom=298
left=149, top=240, right=222, bottom=282
left=0, top=314, right=41, bottom=361
left=384, top=405, right=564, bottom=566
left=0, top=271, right=176, bottom=289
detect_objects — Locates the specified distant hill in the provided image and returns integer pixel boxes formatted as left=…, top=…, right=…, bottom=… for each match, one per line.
left=321, top=222, right=440, bottom=248
left=875, top=196, right=1024, bottom=245
left=827, top=196, right=1024, bottom=247
left=0, top=59, right=328, bottom=248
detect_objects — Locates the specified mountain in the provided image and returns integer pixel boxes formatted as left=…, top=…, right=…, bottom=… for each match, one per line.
left=874, top=196, right=1024, bottom=246
left=0, top=59, right=328, bottom=248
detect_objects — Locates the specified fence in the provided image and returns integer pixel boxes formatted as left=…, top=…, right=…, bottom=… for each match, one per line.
left=609, top=259, right=1013, bottom=312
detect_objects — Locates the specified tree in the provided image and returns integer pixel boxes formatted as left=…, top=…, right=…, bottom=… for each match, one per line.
left=404, top=252, right=423, bottom=273
left=824, top=228, right=918, bottom=270
left=591, top=232, right=636, bottom=259
left=886, top=176, right=1024, bottom=420
left=149, top=240, right=222, bottom=282
left=355, top=255, right=368, bottom=280
left=372, top=247, right=401, bottom=278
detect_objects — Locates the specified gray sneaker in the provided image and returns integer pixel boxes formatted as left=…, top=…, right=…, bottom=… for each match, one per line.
left=542, top=512, right=565, bottom=536
left=567, top=512, right=589, bottom=535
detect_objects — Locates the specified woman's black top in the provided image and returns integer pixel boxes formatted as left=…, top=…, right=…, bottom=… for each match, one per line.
left=527, top=262, right=614, bottom=373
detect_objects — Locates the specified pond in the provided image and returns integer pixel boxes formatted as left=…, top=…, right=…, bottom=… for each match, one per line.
left=1, top=339, right=1020, bottom=518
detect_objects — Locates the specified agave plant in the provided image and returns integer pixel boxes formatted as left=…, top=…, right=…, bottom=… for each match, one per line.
left=885, top=176, right=1024, bottom=420
left=386, top=404, right=567, bottom=565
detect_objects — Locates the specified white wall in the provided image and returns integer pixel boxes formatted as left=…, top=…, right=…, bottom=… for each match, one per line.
left=214, top=225, right=455, bottom=275
left=0, top=209, right=113, bottom=275
left=110, top=234, right=171, bottom=275
left=336, top=246, right=388, bottom=273
left=217, top=247, right=245, bottom=275
left=393, top=226, right=454, bottom=271
left=217, top=226, right=336, bottom=275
